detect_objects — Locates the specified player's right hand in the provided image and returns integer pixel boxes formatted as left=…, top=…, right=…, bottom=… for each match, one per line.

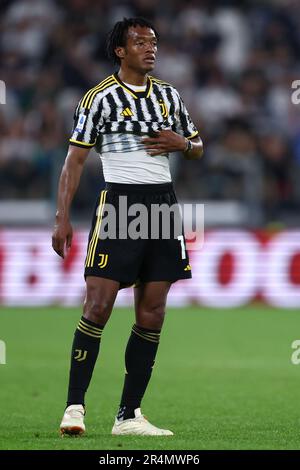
left=52, top=217, right=73, bottom=259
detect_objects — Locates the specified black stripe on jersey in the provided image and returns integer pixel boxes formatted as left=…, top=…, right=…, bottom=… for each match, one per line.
left=145, top=84, right=161, bottom=122
left=132, top=121, right=142, bottom=135
left=117, top=120, right=127, bottom=134
left=151, top=83, right=167, bottom=122
left=178, top=100, right=190, bottom=136
left=91, top=113, right=100, bottom=143
left=133, top=97, right=146, bottom=122
left=106, top=93, right=117, bottom=121
left=135, top=98, right=156, bottom=132
left=165, top=87, right=176, bottom=119
left=102, top=123, right=123, bottom=134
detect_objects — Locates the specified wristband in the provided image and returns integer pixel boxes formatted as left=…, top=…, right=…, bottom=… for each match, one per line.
left=184, top=138, right=193, bottom=152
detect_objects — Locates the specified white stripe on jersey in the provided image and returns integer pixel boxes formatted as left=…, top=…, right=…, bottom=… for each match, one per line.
left=100, top=149, right=171, bottom=184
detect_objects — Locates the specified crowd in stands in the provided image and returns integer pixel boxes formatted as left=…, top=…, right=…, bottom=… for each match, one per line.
left=1, top=0, right=300, bottom=224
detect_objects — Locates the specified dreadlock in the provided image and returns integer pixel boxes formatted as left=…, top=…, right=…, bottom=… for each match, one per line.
left=106, top=17, right=159, bottom=65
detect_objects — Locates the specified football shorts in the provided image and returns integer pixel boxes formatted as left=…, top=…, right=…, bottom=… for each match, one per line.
left=84, top=182, right=192, bottom=288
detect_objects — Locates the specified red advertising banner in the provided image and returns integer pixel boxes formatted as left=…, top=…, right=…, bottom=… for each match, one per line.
left=0, top=229, right=299, bottom=308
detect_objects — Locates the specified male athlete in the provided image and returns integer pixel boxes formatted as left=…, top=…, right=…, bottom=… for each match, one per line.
left=52, top=17, right=203, bottom=436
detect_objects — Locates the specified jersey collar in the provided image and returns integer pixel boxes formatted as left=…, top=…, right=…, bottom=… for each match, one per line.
left=113, top=73, right=152, bottom=99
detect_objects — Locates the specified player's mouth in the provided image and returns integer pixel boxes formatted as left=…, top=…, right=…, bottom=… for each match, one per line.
left=144, top=56, right=155, bottom=64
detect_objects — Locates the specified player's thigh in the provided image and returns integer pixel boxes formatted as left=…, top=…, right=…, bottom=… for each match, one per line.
left=83, top=276, right=120, bottom=325
left=134, top=281, right=171, bottom=329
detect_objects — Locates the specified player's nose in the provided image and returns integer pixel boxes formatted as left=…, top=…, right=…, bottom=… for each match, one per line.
left=146, top=42, right=156, bottom=54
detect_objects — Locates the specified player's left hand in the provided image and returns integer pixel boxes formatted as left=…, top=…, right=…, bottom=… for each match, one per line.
left=142, top=130, right=186, bottom=156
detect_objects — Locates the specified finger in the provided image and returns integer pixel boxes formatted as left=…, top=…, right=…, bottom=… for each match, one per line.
left=147, top=148, right=166, bottom=156
left=143, top=130, right=160, bottom=139
left=52, top=246, right=64, bottom=258
left=141, top=137, right=160, bottom=144
left=66, top=233, right=73, bottom=249
left=144, top=144, right=163, bottom=149
left=52, top=237, right=65, bottom=258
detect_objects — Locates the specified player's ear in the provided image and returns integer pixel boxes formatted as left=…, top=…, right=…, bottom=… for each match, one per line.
left=115, top=47, right=125, bottom=60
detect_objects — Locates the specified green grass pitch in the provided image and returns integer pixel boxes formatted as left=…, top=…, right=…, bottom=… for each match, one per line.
left=0, top=305, right=300, bottom=450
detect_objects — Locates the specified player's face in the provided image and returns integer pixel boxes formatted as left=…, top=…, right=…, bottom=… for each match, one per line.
left=120, top=26, right=158, bottom=73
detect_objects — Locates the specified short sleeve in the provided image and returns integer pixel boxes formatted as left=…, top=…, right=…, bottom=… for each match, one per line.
left=172, top=91, right=199, bottom=140
left=69, top=95, right=104, bottom=148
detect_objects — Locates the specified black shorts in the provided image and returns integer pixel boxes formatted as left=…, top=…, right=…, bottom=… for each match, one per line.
left=84, top=182, right=192, bottom=288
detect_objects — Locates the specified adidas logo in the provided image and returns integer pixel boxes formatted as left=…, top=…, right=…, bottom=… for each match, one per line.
left=121, top=107, right=134, bottom=117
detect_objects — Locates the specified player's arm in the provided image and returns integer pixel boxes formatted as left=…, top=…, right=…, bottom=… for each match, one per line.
left=142, top=130, right=203, bottom=160
left=52, top=145, right=90, bottom=258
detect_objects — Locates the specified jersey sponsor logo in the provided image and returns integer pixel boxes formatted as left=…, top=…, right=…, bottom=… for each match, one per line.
left=98, top=253, right=108, bottom=268
left=120, top=107, right=134, bottom=117
left=158, top=99, right=169, bottom=118
left=74, top=349, right=87, bottom=361
left=75, top=113, right=87, bottom=132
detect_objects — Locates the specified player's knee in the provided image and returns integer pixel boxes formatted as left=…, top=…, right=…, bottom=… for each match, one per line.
left=83, top=296, right=113, bottom=325
left=138, top=303, right=166, bottom=329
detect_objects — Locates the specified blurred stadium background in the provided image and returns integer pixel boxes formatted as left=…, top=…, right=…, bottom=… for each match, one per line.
left=1, top=0, right=300, bottom=450
left=0, top=0, right=300, bottom=308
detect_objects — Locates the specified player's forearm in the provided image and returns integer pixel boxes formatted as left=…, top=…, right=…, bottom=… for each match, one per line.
left=55, top=147, right=89, bottom=220
left=183, top=138, right=203, bottom=160
left=55, top=165, right=81, bottom=219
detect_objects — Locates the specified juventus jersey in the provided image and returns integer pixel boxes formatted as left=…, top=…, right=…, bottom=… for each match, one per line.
left=70, top=73, right=199, bottom=184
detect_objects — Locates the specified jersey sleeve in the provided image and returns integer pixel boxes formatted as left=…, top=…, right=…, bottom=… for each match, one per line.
left=172, top=90, right=199, bottom=140
left=69, top=94, right=104, bottom=148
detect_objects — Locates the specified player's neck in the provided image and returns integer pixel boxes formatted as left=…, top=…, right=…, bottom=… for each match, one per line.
left=117, top=68, right=148, bottom=87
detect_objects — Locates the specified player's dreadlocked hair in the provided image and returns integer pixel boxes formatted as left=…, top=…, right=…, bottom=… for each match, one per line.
left=106, top=17, right=159, bottom=65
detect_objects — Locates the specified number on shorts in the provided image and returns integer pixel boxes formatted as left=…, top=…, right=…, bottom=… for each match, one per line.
left=177, top=235, right=186, bottom=260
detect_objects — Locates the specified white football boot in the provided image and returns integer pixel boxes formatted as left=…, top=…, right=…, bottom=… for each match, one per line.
left=111, top=408, right=174, bottom=436
left=60, top=404, right=85, bottom=436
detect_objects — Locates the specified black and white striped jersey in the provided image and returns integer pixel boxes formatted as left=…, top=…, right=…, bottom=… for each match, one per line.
left=69, top=73, right=199, bottom=183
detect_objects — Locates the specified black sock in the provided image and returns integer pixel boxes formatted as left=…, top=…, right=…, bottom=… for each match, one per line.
left=67, top=316, right=104, bottom=407
left=117, top=324, right=161, bottom=421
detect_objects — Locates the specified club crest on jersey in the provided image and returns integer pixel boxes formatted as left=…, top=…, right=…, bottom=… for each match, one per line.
left=120, top=107, right=134, bottom=117
left=159, top=99, right=169, bottom=118
left=75, top=113, right=86, bottom=132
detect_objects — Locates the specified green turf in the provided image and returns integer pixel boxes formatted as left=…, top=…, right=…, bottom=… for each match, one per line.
left=0, top=305, right=300, bottom=450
